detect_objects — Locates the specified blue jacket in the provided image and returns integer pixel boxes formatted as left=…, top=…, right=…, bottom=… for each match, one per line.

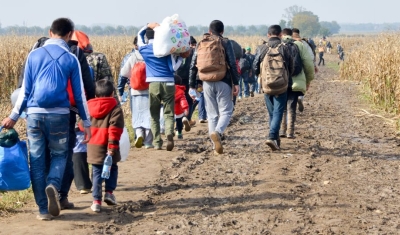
left=10, top=39, right=91, bottom=127
left=137, top=26, right=182, bottom=83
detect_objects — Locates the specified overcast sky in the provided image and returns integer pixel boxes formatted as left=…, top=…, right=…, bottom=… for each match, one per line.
left=0, top=0, right=398, bottom=27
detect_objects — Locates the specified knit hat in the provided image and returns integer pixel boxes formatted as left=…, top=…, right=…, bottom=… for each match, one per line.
left=146, top=27, right=155, bottom=40
left=246, top=47, right=251, bottom=51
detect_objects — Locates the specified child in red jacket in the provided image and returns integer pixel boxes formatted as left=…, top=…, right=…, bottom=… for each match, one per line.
left=87, top=79, right=124, bottom=212
left=174, top=75, right=190, bottom=139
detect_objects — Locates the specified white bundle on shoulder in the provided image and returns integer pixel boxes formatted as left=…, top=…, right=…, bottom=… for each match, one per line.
left=153, top=14, right=191, bottom=58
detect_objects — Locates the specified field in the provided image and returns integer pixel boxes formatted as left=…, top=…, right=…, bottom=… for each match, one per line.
left=2, top=34, right=400, bottom=234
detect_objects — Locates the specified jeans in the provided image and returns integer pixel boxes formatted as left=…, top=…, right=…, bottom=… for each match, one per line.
left=72, top=152, right=92, bottom=190
left=149, top=82, right=175, bottom=147
left=191, top=92, right=207, bottom=120
left=238, top=72, right=249, bottom=97
left=92, top=164, right=118, bottom=201
left=27, top=113, right=69, bottom=214
left=280, top=91, right=300, bottom=136
left=203, top=81, right=234, bottom=135
left=264, top=92, right=287, bottom=140
left=175, top=117, right=183, bottom=133
left=59, top=112, right=76, bottom=201
left=318, top=52, right=325, bottom=66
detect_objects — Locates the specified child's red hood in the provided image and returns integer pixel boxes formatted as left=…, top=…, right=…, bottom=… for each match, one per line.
left=175, top=85, right=186, bottom=101
left=88, top=97, right=118, bottom=119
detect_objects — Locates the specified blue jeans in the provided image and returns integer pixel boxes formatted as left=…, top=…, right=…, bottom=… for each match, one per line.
left=59, top=112, right=76, bottom=201
left=92, top=164, right=118, bottom=201
left=264, top=92, right=288, bottom=140
left=192, top=92, right=207, bottom=120
left=239, top=71, right=252, bottom=97
left=27, top=113, right=69, bottom=214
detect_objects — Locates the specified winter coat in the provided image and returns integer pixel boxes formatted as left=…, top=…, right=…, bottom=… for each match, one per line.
left=174, top=85, right=189, bottom=117
left=87, top=97, right=124, bottom=165
left=292, top=39, right=315, bottom=94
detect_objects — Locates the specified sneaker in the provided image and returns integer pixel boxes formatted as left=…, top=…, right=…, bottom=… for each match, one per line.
left=135, top=136, right=144, bottom=148
left=182, top=117, right=191, bottom=132
left=60, top=198, right=74, bottom=210
left=287, top=134, right=295, bottom=139
left=166, top=134, right=174, bottom=151
left=298, top=97, right=304, bottom=112
left=91, top=203, right=101, bottom=212
left=250, top=91, right=254, bottom=97
left=210, top=131, right=223, bottom=154
left=36, top=213, right=52, bottom=221
left=266, top=139, right=280, bottom=151
left=279, top=133, right=287, bottom=138
left=80, top=189, right=91, bottom=194
left=145, top=145, right=154, bottom=149
left=199, top=119, right=208, bottom=123
left=189, top=120, right=196, bottom=127
left=177, top=133, right=183, bottom=139
left=45, top=184, right=61, bottom=216
left=155, top=145, right=162, bottom=150
left=104, top=192, right=117, bottom=206
left=160, top=128, right=165, bottom=135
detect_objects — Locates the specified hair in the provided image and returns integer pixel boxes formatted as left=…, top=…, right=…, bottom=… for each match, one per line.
left=50, top=18, right=74, bottom=37
left=95, top=79, right=114, bottom=97
left=292, top=28, right=300, bottom=34
left=174, top=75, right=183, bottom=85
left=268, top=25, right=282, bottom=36
left=282, top=28, right=293, bottom=36
left=242, top=48, right=246, bottom=54
left=146, top=27, right=155, bottom=40
left=209, top=20, right=224, bottom=34
left=133, top=36, right=138, bottom=46
left=190, top=36, right=197, bottom=45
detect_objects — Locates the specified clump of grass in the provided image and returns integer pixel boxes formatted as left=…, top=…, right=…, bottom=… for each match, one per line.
left=0, top=188, right=33, bottom=216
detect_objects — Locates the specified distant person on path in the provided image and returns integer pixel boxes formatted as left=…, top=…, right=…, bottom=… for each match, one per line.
left=120, top=36, right=154, bottom=149
left=2, top=18, right=91, bottom=220
left=245, top=47, right=257, bottom=97
left=337, top=43, right=345, bottom=62
left=326, top=40, right=332, bottom=54
left=318, top=44, right=325, bottom=66
left=253, top=25, right=293, bottom=151
left=238, top=48, right=252, bottom=99
left=87, top=80, right=124, bottom=212
left=189, top=20, right=240, bottom=154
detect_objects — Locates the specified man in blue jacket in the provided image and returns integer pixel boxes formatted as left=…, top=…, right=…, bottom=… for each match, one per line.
left=137, top=23, right=183, bottom=151
left=1, top=18, right=91, bottom=221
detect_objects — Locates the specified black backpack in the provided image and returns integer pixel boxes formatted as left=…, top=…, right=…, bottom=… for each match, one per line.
left=285, top=42, right=303, bottom=76
left=239, top=55, right=251, bottom=72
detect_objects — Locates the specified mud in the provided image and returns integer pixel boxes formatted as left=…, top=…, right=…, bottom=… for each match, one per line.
left=2, top=55, right=400, bottom=234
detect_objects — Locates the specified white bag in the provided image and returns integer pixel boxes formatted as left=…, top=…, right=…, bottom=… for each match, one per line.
left=153, top=14, right=191, bottom=58
left=120, top=127, right=130, bottom=162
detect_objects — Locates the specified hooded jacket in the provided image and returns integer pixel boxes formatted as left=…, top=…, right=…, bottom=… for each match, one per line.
left=87, top=97, right=124, bottom=165
left=174, top=85, right=189, bottom=117
left=11, top=38, right=91, bottom=127
left=291, top=35, right=315, bottom=94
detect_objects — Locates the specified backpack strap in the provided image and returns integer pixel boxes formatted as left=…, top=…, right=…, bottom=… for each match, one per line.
left=42, top=47, right=67, bottom=61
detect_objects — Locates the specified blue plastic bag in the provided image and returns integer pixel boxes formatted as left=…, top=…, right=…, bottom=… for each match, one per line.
left=0, top=140, right=31, bottom=191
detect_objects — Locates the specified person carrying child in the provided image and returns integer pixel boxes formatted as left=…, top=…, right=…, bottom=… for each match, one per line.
left=87, top=80, right=124, bottom=212
left=174, top=75, right=191, bottom=139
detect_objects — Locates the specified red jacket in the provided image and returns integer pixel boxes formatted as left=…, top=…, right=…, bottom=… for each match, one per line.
left=87, top=97, right=124, bottom=164
left=175, top=85, right=189, bottom=116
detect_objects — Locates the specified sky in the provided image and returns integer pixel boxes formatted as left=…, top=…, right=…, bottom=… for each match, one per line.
left=0, top=0, right=399, bottom=27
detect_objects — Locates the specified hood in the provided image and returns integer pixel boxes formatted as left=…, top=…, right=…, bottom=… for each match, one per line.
left=44, top=38, right=70, bottom=52
left=267, top=37, right=282, bottom=48
left=71, top=30, right=93, bottom=53
left=88, top=97, right=118, bottom=119
left=175, top=85, right=186, bottom=101
left=282, top=35, right=293, bottom=44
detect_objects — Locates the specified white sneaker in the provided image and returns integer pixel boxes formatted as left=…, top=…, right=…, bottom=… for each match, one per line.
left=91, top=203, right=101, bottom=212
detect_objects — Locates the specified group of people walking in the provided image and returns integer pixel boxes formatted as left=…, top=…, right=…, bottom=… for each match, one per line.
left=1, top=17, right=321, bottom=220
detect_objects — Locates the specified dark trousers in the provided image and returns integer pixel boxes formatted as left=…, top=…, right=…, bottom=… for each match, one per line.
left=318, top=52, right=325, bottom=66
left=280, top=91, right=300, bottom=136
left=59, top=112, right=76, bottom=201
left=92, top=164, right=118, bottom=201
left=175, top=117, right=183, bottom=133
left=72, top=152, right=92, bottom=190
left=184, top=84, right=194, bottom=121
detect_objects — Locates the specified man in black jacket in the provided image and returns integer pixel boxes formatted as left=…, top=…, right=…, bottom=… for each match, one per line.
left=253, top=25, right=294, bottom=151
left=189, top=20, right=239, bottom=154
left=17, top=36, right=95, bottom=209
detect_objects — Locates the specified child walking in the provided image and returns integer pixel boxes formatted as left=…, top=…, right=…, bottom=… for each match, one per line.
left=87, top=80, right=125, bottom=212
left=174, top=75, right=190, bottom=139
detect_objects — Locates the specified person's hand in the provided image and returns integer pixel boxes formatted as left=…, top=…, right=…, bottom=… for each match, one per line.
left=81, top=127, right=91, bottom=144
left=232, top=85, right=239, bottom=96
left=306, top=83, right=311, bottom=91
left=107, top=149, right=114, bottom=156
left=180, top=50, right=190, bottom=58
left=1, top=117, right=16, bottom=129
left=184, top=109, right=189, bottom=117
left=147, top=22, right=160, bottom=29
left=189, top=88, right=197, bottom=100
left=314, top=66, right=319, bottom=73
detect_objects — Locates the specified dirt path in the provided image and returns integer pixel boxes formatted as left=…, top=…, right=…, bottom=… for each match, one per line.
left=2, top=55, right=400, bottom=234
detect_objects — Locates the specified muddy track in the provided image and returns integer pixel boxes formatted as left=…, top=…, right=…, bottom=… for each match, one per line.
left=2, top=56, right=400, bottom=234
